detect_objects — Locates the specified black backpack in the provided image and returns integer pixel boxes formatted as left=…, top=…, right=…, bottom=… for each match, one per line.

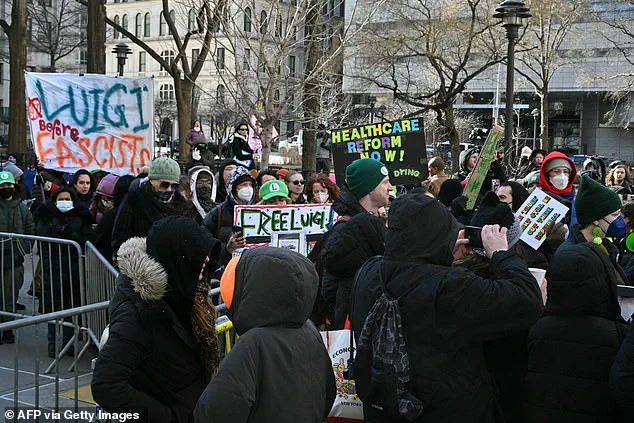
left=347, top=259, right=424, bottom=421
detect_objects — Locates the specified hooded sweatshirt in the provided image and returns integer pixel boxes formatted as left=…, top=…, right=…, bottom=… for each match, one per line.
left=214, top=158, right=241, bottom=204
left=351, top=193, right=543, bottom=423
left=539, top=151, right=578, bottom=227
left=189, top=167, right=216, bottom=219
left=194, top=247, right=336, bottom=422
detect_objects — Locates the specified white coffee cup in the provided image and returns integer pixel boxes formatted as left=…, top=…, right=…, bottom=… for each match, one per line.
left=528, top=267, right=546, bottom=284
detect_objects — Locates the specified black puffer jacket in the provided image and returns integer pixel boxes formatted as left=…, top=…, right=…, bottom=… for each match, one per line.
left=524, top=241, right=629, bottom=423
left=35, top=203, right=93, bottom=312
left=320, top=188, right=385, bottom=329
left=194, top=247, right=336, bottom=422
left=351, top=193, right=544, bottom=423
left=92, top=219, right=220, bottom=423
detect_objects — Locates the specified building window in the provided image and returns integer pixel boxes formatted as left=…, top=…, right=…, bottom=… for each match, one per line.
left=274, top=90, right=280, bottom=108
left=217, top=47, right=225, bottom=70
left=121, top=14, right=128, bottom=37
left=80, top=49, right=87, bottom=65
left=159, top=84, right=175, bottom=102
left=217, top=84, right=225, bottom=104
left=188, top=9, right=196, bottom=31
left=191, top=49, right=199, bottom=68
left=0, top=63, right=4, bottom=84
left=161, top=50, right=175, bottom=71
left=135, top=13, right=142, bottom=37
left=144, top=12, right=151, bottom=37
left=160, top=12, right=167, bottom=36
left=260, top=11, right=267, bottom=34
left=244, top=7, right=252, bottom=32
left=169, top=10, right=175, bottom=35
left=286, top=121, right=295, bottom=138
left=288, top=56, right=296, bottom=77
left=113, top=15, right=120, bottom=39
left=243, top=48, right=250, bottom=71
left=139, top=51, right=146, bottom=72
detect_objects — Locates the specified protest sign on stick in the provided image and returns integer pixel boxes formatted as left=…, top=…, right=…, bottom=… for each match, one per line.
left=463, top=125, right=504, bottom=210
left=234, top=204, right=338, bottom=256
left=515, top=188, right=569, bottom=250
left=25, top=72, right=154, bottom=175
left=331, top=118, right=426, bottom=186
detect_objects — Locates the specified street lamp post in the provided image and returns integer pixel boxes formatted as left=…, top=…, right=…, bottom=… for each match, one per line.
left=494, top=0, right=531, bottom=148
left=112, top=44, right=132, bottom=77
left=368, top=96, right=377, bottom=124
left=530, top=107, right=539, bottom=149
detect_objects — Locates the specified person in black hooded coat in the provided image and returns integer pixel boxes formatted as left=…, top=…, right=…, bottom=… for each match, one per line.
left=351, top=192, right=544, bottom=423
left=194, top=247, right=336, bottom=423
left=524, top=241, right=629, bottom=423
left=214, top=158, right=240, bottom=204
left=92, top=217, right=221, bottom=423
left=610, top=320, right=634, bottom=420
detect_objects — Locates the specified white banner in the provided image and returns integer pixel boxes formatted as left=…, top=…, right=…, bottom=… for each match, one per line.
left=234, top=204, right=337, bottom=256
left=25, top=72, right=154, bottom=175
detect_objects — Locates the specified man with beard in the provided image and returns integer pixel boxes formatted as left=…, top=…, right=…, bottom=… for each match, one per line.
left=111, top=157, right=197, bottom=256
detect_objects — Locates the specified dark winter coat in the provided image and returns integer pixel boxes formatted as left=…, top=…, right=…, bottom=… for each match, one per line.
left=194, top=247, right=336, bottom=423
left=453, top=147, right=507, bottom=199
left=92, top=229, right=218, bottom=423
left=524, top=240, right=629, bottom=423
left=320, top=188, right=385, bottom=329
left=351, top=193, right=544, bottom=423
left=0, top=197, right=35, bottom=265
left=610, top=321, right=634, bottom=419
left=111, top=182, right=198, bottom=256
left=230, top=133, right=254, bottom=169
left=202, top=198, right=235, bottom=265
left=35, top=203, right=93, bottom=312
left=214, top=159, right=240, bottom=204
left=74, top=191, right=94, bottom=216
left=94, top=208, right=117, bottom=264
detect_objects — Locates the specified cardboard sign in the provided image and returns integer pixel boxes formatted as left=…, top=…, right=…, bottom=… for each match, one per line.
left=331, top=118, right=426, bottom=186
left=25, top=72, right=154, bottom=175
left=515, top=188, right=569, bottom=250
left=234, top=204, right=337, bottom=256
left=464, top=125, right=504, bottom=210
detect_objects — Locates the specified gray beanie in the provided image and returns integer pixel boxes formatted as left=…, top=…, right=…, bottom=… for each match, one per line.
left=149, top=157, right=181, bottom=182
left=543, top=158, right=571, bottom=174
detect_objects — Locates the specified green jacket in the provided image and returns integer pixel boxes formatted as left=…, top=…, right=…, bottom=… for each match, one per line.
left=0, top=197, right=35, bottom=265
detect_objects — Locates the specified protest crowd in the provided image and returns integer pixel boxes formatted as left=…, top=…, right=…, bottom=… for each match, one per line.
left=4, top=116, right=634, bottom=423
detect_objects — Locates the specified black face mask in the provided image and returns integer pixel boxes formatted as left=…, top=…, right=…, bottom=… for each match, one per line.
left=0, top=188, right=14, bottom=199
left=152, top=188, right=175, bottom=203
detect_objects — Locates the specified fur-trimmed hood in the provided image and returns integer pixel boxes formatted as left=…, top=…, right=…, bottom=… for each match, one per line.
left=116, top=237, right=168, bottom=301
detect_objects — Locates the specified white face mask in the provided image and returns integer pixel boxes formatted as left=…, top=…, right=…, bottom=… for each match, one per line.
left=192, top=150, right=202, bottom=161
left=237, top=186, right=253, bottom=202
left=316, top=192, right=329, bottom=203
left=550, top=173, right=569, bottom=190
left=56, top=200, right=74, bottom=213
left=194, top=125, right=201, bottom=131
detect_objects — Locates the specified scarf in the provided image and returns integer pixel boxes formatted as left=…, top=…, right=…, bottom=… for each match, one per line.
left=191, top=277, right=220, bottom=373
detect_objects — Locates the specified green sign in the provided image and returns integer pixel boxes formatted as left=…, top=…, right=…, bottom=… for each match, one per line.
left=464, top=125, right=505, bottom=210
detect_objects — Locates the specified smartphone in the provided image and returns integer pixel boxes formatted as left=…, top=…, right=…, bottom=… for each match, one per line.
left=464, top=225, right=484, bottom=249
left=232, top=225, right=243, bottom=237
left=492, top=179, right=501, bottom=193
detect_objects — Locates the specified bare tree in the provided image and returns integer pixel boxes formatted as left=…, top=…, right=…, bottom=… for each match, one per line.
left=0, top=0, right=27, bottom=154
left=199, top=0, right=383, bottom=168
left=514, top=0, right=583, bottom=151
left=84, top=0, right=229, bottom=162
left=29, top=0, right=86, bottom=71
left=86, top=0, right=106, bottom=73
left=347, top=0, right=506, bottom=172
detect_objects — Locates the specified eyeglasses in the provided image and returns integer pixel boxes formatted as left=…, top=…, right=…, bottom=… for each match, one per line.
left=291, top=180, right=305, bottom=185
left=159, top=182, right=180, bottom=190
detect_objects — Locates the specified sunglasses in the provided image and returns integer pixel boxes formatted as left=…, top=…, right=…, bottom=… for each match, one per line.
left=238, top=128, right=248, bottom=132
left=159, top=182, right=180, bottom=190
left=291, top=180, right=305, bottom=185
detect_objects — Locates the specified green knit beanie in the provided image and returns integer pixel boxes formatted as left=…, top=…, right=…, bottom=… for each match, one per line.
left=575, top=174, right=622, bottom=225
left=149, top=157, right=181, bottom=182
left=345, top=158, right=389, bottom=199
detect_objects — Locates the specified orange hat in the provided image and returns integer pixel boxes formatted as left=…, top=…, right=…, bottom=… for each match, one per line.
left=220, top=256, right=240, bottom=309
left=276, top=168, right=289, bottom=178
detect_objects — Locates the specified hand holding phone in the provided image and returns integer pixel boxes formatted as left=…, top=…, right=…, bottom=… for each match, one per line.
left=464, top=226, right=484, bottom=250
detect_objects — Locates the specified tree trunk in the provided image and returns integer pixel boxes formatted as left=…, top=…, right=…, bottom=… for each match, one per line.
left=175, top=77, right=193, bottom=163
left=7, top=0, right=27, bottom=155
left=440, top=106, right=461, bottom=174
left=87, top=0, right=106, bottom=74
left=260, top=122, right=274, bottom=168
left=300, top=0, right=321, bottom=177
left=540, top=86, right=550, bottom=151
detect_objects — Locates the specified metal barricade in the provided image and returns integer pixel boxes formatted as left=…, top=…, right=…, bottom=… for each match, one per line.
left=83, top=242, right=119, bottom=348
left=0, top=302, right=110, bottom=415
